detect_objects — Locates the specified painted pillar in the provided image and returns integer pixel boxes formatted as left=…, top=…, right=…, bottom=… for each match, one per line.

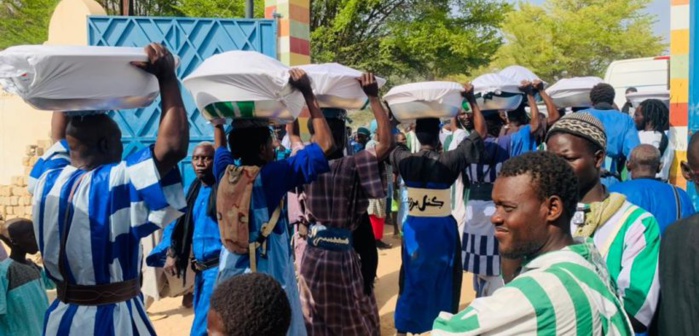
left=670, top=0, right=691, bottom=190
left=264, top=0, right=311, bottom=66
left=265, top=0, right=311, bottom=132
left=688, top=0, right=699, bottom=206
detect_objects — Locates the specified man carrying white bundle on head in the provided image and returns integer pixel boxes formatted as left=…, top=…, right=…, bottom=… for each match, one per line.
left=212, top=69, right=336, bottom=336
left=389, top=83, right=487, bottom=336
left=27, top=43, right=189, bottom=336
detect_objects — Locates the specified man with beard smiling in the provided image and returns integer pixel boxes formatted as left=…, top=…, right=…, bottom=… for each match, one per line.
left=433, top=151, right=633, bottom=336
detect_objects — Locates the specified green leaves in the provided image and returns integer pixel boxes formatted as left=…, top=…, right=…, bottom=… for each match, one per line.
left=491, top=0, right=666, bottom=82
left=0, top=0, right=60, bottom=49
left=310, top=0, right=512, bottom=84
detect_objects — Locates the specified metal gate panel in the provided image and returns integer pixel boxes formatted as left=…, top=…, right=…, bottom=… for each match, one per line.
left=88, top=16, right=277, bottom=186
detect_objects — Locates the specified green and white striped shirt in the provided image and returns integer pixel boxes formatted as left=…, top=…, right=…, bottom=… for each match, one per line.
left=580, top=199, right=661, bottom=328
left=432, top=242, right=634, bottom=336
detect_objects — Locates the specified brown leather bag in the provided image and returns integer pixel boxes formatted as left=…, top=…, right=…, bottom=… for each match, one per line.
left=216, top=165, right=261, bottom=255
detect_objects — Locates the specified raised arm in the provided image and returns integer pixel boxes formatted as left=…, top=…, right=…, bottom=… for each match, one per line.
left=286, top=119, right=302, bottom=146
left=361, top=73, right=393, bottom=160
left=289, top=69, right=335, bottom=156
left=132, top=43, right=189, bottom=176
left=535, top=80, right=560, bottom=126
left=519, top=81, right=541, bottom=134
left=213, top=123, right=227, bottom=149
left=463, top=83, right=486, bottom=139
left=51, top=112, right=68, bottom=143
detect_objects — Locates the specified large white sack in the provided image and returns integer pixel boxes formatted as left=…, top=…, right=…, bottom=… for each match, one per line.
left=298, top=63, right=386, bottom=110
left=0, top=45, right=161, bottom=111
left=473, top=73, right=523, bottom=111
left=546, top=77, right=603, bottom=108
left=626, top=90, right=670, bottom=108
left=499, top=65, right=546, bottom=87
left=183, top=51, right=305, bottom=124
left=383, top=81, right=463, bottom=122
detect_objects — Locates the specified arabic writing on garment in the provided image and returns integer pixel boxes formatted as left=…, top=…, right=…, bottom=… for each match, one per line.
left=312, top=236, right=351, bottom=246
left=408, top=195, right=445, bottom=212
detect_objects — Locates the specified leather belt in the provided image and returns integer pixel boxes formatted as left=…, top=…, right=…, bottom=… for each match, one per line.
left=191, top=256, right=220, bottom=272
left=56, top=278, right=141, bottom=306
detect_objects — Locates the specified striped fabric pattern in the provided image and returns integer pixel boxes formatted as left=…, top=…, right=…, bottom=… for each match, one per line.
left=28, top=140, right=186, bottom=336
left=203, top=101, right=256, bottom=119
left=433, top=242, right=634, bottom=336
left=585, top=200, right=661, bottom=328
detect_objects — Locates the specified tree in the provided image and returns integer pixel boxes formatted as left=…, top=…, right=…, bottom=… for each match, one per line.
left=0, top=0, right=60, bottom=49
left=174, top=0, right=264, bottom=18
left=490, top=0, right=665, bottom=82
left=310, top=0, right=511, bottom=82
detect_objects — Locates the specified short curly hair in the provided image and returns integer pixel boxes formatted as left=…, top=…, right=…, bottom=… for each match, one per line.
left=589, top=83, right=616, bottom=106
left=210, top=273, right=291, bottom=336
left=499, top=151, right=579, bottom=219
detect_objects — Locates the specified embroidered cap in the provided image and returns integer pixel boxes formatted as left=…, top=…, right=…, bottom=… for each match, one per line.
left=546, top=112, right=607, bottom=151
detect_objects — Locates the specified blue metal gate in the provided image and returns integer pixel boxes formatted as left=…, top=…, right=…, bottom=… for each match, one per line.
left=88, top=16, right=277, bottom=186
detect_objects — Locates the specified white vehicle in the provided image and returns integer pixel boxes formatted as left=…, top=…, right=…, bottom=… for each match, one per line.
left=604, top=56, right=670, bottom=109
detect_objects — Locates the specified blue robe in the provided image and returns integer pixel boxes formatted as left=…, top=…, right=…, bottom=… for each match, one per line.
left=584, top=108, right=641, bottom=186
left=213, top=144, right=329, bottom=336
left=190, top=185, right=222, bottom=336
left=609, top=178, right=695, bottom=235
left=390, top=132, right=483, bottom=334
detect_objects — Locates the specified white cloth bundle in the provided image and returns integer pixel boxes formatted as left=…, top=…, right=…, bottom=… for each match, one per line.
left=299, top=63, right=386, bottom=110
left=383, top=81, right=464, bottom=122
left=626, top=90, right=670, bottom=108
left=546, top=77, right=603, bottom=108
left=183, top=51, right=305, bottom=124
left=0, top=45, right=161, bottom=111
left=473, top=73, right=523, bottom=111
left=499, top=65, right=546, bottom=87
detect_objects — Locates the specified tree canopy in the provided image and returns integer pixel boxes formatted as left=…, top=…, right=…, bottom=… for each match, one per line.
left=485, top=0, right=666, bottom=82
left=0, top=0, right=59, bottom=49
left=310, top=0, right=511, bottom=82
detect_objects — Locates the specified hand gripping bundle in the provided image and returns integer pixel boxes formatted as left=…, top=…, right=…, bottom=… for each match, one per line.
left=546, top=77, right=604, bottom=108
left=183, top=51, right=306, bottom=125
left=472, top=73, right=523, bottom=111
left=299, top=63, right=386, bottom=110
left=0, top=45, right=162, bottom=112
left=383, top=81, right=465, bottom=122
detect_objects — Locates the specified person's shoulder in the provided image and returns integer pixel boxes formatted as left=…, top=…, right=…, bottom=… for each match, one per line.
left=665, top=213, right=699, bottom=236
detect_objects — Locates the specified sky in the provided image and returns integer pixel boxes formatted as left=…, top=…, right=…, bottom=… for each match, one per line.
left=511, top=0, right=670, bottom=42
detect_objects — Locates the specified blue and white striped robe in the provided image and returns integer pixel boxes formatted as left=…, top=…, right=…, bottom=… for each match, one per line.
left=28, top=140, right=186, bottom=336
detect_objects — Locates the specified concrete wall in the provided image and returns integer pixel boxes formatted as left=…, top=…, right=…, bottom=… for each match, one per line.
left=0, top=93, right=51, bottom=185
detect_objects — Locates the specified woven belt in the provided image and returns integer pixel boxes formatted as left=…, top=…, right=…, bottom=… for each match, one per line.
left=307, top=224, right=353, bottom=251
left=191, top=256, right=220, bottom=272
left=469, top=183, right=494, bottom=201
left=56, top=278, right=140, bottom=306
left=407, top=187, right=451, bottom=217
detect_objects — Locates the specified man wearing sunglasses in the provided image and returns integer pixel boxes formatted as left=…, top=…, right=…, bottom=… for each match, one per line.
left=657, top=132, right=699, bottom=335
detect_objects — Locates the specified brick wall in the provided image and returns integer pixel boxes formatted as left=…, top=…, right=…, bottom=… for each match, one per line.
left=0, top=139, right=53, bottom=226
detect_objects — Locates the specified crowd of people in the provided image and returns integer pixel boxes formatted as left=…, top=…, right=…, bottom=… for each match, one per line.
left=2, top=43, right=698, bottom=336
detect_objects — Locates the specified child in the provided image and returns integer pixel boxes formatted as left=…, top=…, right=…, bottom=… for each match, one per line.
left=0, top=218, right=53, bottom=336
left=207, top=273, right=291, bottom=336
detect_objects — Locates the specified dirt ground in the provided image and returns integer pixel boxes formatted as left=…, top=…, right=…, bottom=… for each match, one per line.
left=148, top=227, right=476, bottom=336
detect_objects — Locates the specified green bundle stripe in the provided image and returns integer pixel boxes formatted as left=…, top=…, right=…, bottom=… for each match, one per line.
left=204, top=101, right=256, bottom=118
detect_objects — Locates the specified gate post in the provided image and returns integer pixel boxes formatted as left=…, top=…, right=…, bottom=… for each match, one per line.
left=264, top=0, right=311, bottom=66
left=265, top=0, right=312, bottom=135
left=678, top=0, right=695, bottom=204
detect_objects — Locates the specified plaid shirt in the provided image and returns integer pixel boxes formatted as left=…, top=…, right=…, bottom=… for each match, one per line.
left=305, top=150, right=385, bottom=230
